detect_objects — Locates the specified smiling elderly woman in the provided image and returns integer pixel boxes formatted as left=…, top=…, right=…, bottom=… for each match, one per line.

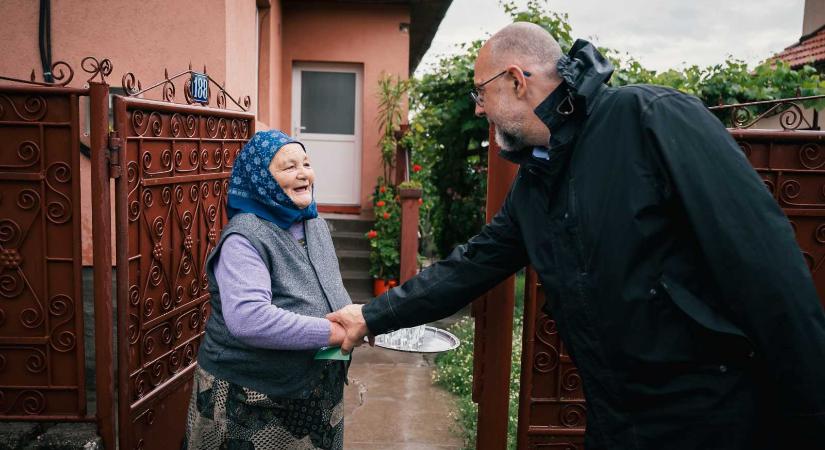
left=184, top=130, right=351, bottom=450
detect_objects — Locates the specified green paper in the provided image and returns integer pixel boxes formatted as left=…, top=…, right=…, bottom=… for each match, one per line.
left=314, top=346, right=352, bottom=361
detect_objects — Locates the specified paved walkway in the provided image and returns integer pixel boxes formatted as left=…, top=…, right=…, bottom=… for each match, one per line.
left=342, top=340, right=464, bottom=449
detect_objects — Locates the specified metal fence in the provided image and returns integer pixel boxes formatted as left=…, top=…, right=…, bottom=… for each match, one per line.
left=0, top=68, right=87, bottom=420
left=0, top=59, right=254, bottom=450
left=112, top=78, right=253, bottom=449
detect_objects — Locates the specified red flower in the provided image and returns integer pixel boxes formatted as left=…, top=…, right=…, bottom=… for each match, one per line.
left=412, top=164, right=422, bottom=173
left=367, top=230, right=378, bottom=239
left=383, top=212, right=391, bottom=219
left=379, top=186, right=387, bottom=193
left=376, top=200, right=386, bottom=207
left=418, top=198, right=423, bottom=205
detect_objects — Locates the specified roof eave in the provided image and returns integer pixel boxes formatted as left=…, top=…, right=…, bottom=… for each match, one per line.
left=408, top=0, right=453, bottom=74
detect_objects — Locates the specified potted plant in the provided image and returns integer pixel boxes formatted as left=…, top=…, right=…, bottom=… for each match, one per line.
left=368, top=73, right=409, bottom=295
left=367, top=178, right=400, bottom=295
left=376, top=73, right=410, bottom=180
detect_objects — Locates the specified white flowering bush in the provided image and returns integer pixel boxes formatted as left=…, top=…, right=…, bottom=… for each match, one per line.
left=434, top=273, right=525, bottom=450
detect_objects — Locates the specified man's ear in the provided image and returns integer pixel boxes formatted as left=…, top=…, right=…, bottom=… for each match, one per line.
left=508, top=65, right=528, bottom=98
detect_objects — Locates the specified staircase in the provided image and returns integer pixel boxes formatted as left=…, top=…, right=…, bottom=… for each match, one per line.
left=323, top=214, right=374, bottom=304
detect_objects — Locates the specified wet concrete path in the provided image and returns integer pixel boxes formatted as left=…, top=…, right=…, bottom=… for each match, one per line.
left=342, top=344, right=464, bottom=449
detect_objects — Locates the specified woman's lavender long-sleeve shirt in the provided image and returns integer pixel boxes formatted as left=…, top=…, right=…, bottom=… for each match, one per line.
left=213, top=223, right=332, bottom=350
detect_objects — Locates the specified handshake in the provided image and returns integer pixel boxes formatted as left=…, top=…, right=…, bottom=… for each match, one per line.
left=326, top=305, right=375, bottom=354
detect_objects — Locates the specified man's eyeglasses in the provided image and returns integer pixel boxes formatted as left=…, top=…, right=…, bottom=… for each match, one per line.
left=470, top=69, right=531, bottom=106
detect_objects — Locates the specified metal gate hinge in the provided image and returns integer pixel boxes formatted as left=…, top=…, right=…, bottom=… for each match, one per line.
left=107, top=131, right=122, bottom=179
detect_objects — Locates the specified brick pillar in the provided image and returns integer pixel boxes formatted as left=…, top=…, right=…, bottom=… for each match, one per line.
left=398, top=187, right=422, bottom=283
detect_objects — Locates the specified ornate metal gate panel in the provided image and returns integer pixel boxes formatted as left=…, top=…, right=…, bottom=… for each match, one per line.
left=0, top=83, right=87, bottom=419
left=730, top=128, right=825, bottom=308
left=113, top=82, right=254, bottom=449
left=712, top=96, right=825, bottom=307
left=516, top=269, right=585, bottom=450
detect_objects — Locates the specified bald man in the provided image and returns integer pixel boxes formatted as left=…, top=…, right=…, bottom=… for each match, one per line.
left=329, top=23, right=825, bottom=449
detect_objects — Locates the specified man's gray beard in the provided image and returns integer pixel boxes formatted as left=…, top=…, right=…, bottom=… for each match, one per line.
left=494, top=123, right=528, bottom=152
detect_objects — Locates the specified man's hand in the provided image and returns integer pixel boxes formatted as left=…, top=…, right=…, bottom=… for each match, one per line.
left=326, top=304, right=372, bottom=354
left=327, top=320, right=346, bottom=347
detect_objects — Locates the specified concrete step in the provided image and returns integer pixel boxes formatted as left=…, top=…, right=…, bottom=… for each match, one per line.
left=325, top=217, right=374, bottom=234
left=342, top=270, right=374, bottom=304
left=348, top=289, right=374, bottom=304
left=337, top=249, right=370, bottom=273
left=331, top=231, right=371, bottom=251
left=324, top=216, right=374, bottom=303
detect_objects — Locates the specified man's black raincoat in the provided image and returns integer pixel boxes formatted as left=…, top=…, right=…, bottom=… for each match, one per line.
left=363, top=40, right=825, bottom=449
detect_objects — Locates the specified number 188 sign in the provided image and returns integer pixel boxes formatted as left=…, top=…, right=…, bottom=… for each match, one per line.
left=190, top=72, right=209, bottom=103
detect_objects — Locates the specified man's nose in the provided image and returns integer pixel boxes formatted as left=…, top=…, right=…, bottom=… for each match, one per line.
left=474, top=102, right=485, bottom=118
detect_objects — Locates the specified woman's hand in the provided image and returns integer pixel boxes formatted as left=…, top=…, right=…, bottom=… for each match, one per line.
left=328, top=319, right=347, bottom=346
left=326, top=305, right=372, bottom=354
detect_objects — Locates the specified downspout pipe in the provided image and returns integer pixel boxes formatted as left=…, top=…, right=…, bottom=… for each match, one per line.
left=39, top=0, right=53, bottom=83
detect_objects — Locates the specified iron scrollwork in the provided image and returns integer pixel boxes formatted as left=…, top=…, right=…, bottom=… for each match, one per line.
left=559, top=404, right=587, bottom=428
left=0, top=95, right=48, bottom=122
left=0, top=61, right=74, bottom=87
left=80, top=57, right=113, bottom=84
left=709, top=94, right=825, bottom=130
left=0, top=389, right=46, bottom=415
left=0, top=57, right=110, bottom=87
left=116, top=95, right=252, bottom=429
left=0, top=82, right=89, bottom=421
left=121, top=63, right=251, bottom=111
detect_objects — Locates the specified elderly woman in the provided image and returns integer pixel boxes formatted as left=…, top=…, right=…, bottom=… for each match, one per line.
left=185, top=130, right=352, bottom=450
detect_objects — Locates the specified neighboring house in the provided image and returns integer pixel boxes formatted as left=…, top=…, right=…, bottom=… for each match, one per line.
left=0, top=0, right=451, bottom=264
left=774, top=0, right=825, bottom=73
left=755, top=0, right=825, bottom=130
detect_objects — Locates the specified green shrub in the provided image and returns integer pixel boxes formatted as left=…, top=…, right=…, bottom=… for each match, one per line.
left=409, top=0, right=824, bottom=260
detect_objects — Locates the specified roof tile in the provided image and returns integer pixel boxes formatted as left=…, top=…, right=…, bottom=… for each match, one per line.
left=774, top=27, right=825, bottom=68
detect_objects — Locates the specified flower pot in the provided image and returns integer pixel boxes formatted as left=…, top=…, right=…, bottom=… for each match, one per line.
left=373, top=278, right=398, bottom=296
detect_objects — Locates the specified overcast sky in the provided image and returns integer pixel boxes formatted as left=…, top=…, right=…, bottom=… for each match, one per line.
left=417, top=0, right=806, bottom=75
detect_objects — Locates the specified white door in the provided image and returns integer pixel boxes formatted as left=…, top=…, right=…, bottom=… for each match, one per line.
left=291, top=63, right=362, bottom=205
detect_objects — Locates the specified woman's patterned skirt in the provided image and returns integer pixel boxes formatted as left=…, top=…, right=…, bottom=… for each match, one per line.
left=184, top=362, right=345, bottom=450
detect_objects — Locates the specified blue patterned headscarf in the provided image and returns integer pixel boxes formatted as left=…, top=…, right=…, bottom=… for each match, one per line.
left=226, top=130, right=318, bottom=229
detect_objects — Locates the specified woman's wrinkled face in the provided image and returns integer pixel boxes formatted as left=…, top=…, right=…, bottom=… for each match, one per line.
left=269, top=143, right=315, bottom=209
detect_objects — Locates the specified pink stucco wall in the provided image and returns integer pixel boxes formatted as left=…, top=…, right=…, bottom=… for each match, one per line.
left=258, top=0, right=284, bottom=129
left=1, top=0, right=413, bottom=263
left=0, top=0, right=260, bottom=120
left=0, top=0, right=261, bottom=265
left=280, top=3, right=410, bottom=210
left=0, top=0, right=251, bottom=97
left=226, top=1, right=260, bottom=113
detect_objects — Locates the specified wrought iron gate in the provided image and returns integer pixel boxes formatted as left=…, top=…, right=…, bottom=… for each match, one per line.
left=511, top=96, right=825, bottom=449
left=516, top=269, right=586, bottom=449
left=0, top=73, right=87, bottom=420
left=730, top=128, right=825, bottom=308
left=714, top=96, right=825, bottom=309
left=111, top=69, right=254, bottom=450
